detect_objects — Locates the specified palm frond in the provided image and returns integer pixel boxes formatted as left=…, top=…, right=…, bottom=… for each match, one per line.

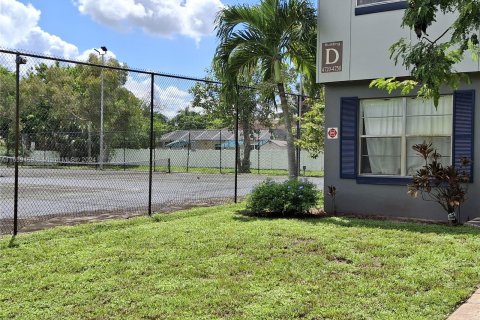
left=214, top=0, right=317, bottom=88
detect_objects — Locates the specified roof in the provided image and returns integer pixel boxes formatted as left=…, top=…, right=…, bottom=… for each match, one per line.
left=269, top=140, right=288, bottom=147
left=160, top=129, right=286, bottom=142
left=165, top=140, right=189, bottom=148
left=220, top=140, right=269, bottom=148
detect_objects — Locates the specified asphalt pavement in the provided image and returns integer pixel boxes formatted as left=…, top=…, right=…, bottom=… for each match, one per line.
left=0, top=167, right=323, bottom=221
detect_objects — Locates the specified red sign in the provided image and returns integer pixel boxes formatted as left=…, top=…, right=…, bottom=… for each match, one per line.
left=327, top=127, right=338, bottom=139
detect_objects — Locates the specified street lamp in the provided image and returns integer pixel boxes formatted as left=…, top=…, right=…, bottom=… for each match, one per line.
left=94, top=46, right=107, bottom=169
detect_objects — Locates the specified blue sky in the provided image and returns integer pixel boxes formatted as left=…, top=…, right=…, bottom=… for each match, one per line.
left=1, top=0, right=259, bottom=78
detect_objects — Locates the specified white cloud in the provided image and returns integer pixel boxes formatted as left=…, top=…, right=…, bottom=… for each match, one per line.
left=157, top=85, right=193, bottom=118
left=0, top=0, right=79, bottom=58
left=75, top=0, right=224, bottom=43
left=124, top=76, right=197, bottom=118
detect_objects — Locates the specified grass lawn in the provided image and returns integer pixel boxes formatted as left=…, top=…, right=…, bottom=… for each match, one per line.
left=1, top=204, right=480, bottom=320
left=167, top=166, right=324, bottom=177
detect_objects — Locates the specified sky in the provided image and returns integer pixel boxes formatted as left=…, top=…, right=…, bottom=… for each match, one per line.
left=0, top=0, right=263, bottom=117
left=0, top=0, right=260, bottom=79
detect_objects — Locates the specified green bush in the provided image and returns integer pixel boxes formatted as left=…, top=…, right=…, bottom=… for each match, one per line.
left=246, top=179, right=320, bottom=216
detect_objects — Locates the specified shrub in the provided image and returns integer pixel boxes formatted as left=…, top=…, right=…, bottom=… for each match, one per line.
left=407, top=142, right=470, bottom=223
left=246, top=179, right=319, bottom=216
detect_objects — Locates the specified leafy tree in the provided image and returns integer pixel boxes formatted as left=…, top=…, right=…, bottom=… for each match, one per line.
left=213, top=0, right=317, bottom=177
left=0, top=66, right=16, bottom=155
left=190, top=70, right=274, bottom=173
left=371, top=0, right=480, bottom=105
left=296, top=96, right=325, bottom=159
left=152, top=113, right=171, bottom=146
left=4, top=55, right=151, bottom=160
left=168, top=108, right=210, bottom=130
left=69, top=54, right=148, bottom=158
left=20, top=62, right=82, bottom=155
left=189, top=74, right=228, bottom=129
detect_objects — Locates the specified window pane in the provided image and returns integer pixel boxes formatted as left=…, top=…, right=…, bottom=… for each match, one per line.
left=360, top=137, right=401, bottom=175
left=361, top=98, right=404, bottom=136
left=406, top=96, right=453, bottom=135
left=357, top=0, right=403, bottom=6
left=406, top=137, right=451, bottom=176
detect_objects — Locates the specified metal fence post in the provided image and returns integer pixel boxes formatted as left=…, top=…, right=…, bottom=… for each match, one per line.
left=219, top=129, right=222, bottom=174
left=234, top=85, right=239, bottom=203
left=153, top=131, right=156, bottom=173
left=123, top=132, right=126, bottom=171
left=14, top=54, right=26, bottom=236
left=296, top=94, right=302, bottom=177
left=148, top=73, right=154, bottom=216
left=257, top=131, right=260, bottom=175
left=186, top=131, right=191, bottom=173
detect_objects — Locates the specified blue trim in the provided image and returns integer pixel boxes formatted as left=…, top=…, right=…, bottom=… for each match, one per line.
left=355, top=1, right=407, bottom=15
left=356, top=176, right=412, bottom=186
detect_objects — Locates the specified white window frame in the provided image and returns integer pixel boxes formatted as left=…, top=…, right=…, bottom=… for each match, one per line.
left=356, top=0, right=405, bottom=8
left=358, top=96, right=453, bottom=177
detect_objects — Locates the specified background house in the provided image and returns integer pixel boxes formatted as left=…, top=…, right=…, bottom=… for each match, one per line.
left=318, top=0, right=478, bottom=222
left=110, top=128, right=323, bottom=173
left=159, top=129, right=287, bottom=150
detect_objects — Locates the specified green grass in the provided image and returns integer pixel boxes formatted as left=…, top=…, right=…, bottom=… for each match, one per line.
left=169, top=166, right=324, bottom=177
left=1, top=204, right=480, bottom=320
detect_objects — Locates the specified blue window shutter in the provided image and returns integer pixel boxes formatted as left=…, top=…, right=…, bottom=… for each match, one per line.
left=340, top=97, right=359, bottom=179
left=453, top=90, right=475, bottom=182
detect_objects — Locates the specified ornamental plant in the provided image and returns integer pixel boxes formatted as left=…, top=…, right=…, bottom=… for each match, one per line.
left=246, top=179, right=319, bottom=217
left=407, top=143, right=470, bottom=223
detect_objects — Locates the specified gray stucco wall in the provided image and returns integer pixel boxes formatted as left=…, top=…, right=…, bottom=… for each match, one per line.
left=317, top=0, right=480, bottom=83
left=323, top=76, right=480, bottom=223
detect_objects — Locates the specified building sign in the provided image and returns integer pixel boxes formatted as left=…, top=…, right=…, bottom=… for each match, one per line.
left=327, top=127, right=338, bottom=139
left=321, top=41, right=343, bottom=73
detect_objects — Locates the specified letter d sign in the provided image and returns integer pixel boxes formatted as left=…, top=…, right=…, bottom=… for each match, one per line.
left=321, top=41, right=343, bottom=73
left=325, top=48, right=339, bottom=65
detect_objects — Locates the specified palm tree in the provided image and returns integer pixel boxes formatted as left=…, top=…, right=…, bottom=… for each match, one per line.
left=214, top=0, right=317, bottom=178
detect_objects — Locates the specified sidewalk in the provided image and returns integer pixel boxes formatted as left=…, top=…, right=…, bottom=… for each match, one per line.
left=448, top=288, right=480, bottom=320
left=447, top=218, right=480, bottom=319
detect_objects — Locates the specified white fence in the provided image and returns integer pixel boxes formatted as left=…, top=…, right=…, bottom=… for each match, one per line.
left=25, top=148, right=324, bottom=173
left=110, top=148, right=324, bottom=172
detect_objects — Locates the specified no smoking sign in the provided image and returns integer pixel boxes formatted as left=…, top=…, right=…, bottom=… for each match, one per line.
left=327, top=127, right=338, bottom=139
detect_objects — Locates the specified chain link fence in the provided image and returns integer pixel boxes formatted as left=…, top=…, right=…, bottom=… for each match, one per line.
left=0, top=49, right=323, bottom=236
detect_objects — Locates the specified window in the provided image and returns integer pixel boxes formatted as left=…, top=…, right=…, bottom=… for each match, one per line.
left=359, top=96, right=453, bottom=176
left=355, top=0, right=407, bottom=15
left=356, top=0, right=405, bottom=7
left=340, top=91, right=474, bottom=184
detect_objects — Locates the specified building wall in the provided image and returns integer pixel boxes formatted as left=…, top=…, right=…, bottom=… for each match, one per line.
left=317, top=0, right=480, bottom=83
left=323, top=76, right=480, bottom=222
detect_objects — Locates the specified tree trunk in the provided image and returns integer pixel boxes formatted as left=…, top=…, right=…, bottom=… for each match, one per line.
left=240, top=115, right=251, bottom=173
left=277, top=83, right=297, bottom=178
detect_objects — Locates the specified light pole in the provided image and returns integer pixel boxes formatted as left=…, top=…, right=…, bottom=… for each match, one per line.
left=94, top=46, right=107, bottom=169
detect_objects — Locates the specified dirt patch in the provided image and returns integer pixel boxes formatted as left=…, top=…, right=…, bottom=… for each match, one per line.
left=1, top=198, right=233, bottom=235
